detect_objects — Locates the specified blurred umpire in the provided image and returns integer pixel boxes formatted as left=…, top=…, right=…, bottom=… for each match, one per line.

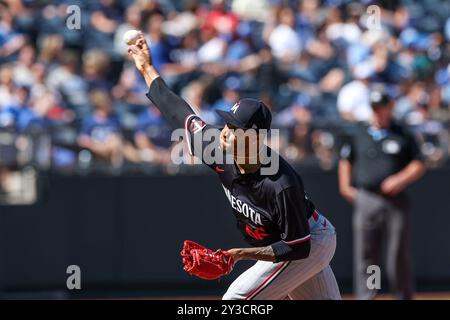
left=338, top=90, right=426, bottom=300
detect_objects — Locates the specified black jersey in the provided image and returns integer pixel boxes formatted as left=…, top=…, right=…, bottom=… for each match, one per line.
left=340, top=122, right=423, bottom=191
left=147, top=77, right=316, bottom=261
left=214, top=152, right=316, bottom=248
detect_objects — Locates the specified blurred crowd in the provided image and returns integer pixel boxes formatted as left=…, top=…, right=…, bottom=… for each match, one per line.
left=0, top=0, right=450, bottom=176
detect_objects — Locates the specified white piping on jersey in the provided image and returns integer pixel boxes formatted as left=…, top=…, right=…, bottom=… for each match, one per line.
left=184, top=114, right=197, bottom=156
left=283, top=234, right=311, bottom=246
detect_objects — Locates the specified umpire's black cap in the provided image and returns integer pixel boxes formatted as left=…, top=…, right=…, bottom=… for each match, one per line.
left=370, top=90, right=391, bottom=109
left=216, top=98, right=272, bottom=130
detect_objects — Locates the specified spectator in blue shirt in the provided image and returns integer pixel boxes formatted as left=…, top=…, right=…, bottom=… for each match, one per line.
left=78, top=90, right=123, bottom=167
left=0, top=3, right=26, bottom=64
left=134, top=105, right=172, bottom=164
left=0, top=86, right=35, bottom=132
left=145, top=13, right=172, bottom=73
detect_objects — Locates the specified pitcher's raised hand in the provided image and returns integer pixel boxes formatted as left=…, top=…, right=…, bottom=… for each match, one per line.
left=128, top=33, right=152, bottom=73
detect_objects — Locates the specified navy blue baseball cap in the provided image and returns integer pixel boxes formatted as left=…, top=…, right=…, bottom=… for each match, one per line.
left=216, top=98, right=272, bottom=130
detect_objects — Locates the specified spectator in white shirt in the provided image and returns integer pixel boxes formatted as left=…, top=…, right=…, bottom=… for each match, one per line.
left=337, top=62, right=374, bottom=122
left=268, top=7, right=302, bottom=62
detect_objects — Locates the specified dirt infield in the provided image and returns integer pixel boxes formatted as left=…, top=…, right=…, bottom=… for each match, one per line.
left=147, top=292, right=450, bottom=300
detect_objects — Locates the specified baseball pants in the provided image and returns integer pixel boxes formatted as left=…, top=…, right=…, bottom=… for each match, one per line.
left=353, top=189, right=413, bottom=300
left=223, top=213, right=341, bottom=300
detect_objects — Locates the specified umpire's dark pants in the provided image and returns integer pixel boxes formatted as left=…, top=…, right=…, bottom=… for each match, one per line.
left=353, top=189, right=413, bottom=300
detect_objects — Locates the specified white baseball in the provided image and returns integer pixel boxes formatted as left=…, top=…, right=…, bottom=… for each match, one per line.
left=123, top=29, right=141, bottom=45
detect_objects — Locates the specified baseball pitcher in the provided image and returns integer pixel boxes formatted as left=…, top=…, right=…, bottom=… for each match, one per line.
left=128, top=34, right=341, bottom=300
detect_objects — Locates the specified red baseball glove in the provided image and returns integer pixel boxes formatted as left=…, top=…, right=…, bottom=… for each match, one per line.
left=180, top=240, right=235, bottom=280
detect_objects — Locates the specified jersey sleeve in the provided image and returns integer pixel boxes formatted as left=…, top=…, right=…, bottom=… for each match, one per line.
left=339, top=132, right=355, bottom=163
left=146, top=77, right=196, bottom=130
left=271, top=187, right=311, bottom=262
left=183, top=115, right=223, bottom=168
left=339, top=141, right=355, bottom=163
left=404, top=130, right=424, bottom=162
left=146, top=77, right=222, bottom=168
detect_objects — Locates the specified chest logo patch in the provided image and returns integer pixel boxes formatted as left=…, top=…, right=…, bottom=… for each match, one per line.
left=245, top=225, right=269, bottom=240
left=382, top=140, right=401, bottom=154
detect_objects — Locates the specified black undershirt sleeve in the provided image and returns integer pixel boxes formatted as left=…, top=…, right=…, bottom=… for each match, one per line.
left=146, top=77, right=195, bottom=130
left=271, top=187, right=311, bottom=262
left=339, top=134, right=355, bottom=164
left=405, top=130, right=424, bottom=162
left=145, top=77, right=220, bottom=168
